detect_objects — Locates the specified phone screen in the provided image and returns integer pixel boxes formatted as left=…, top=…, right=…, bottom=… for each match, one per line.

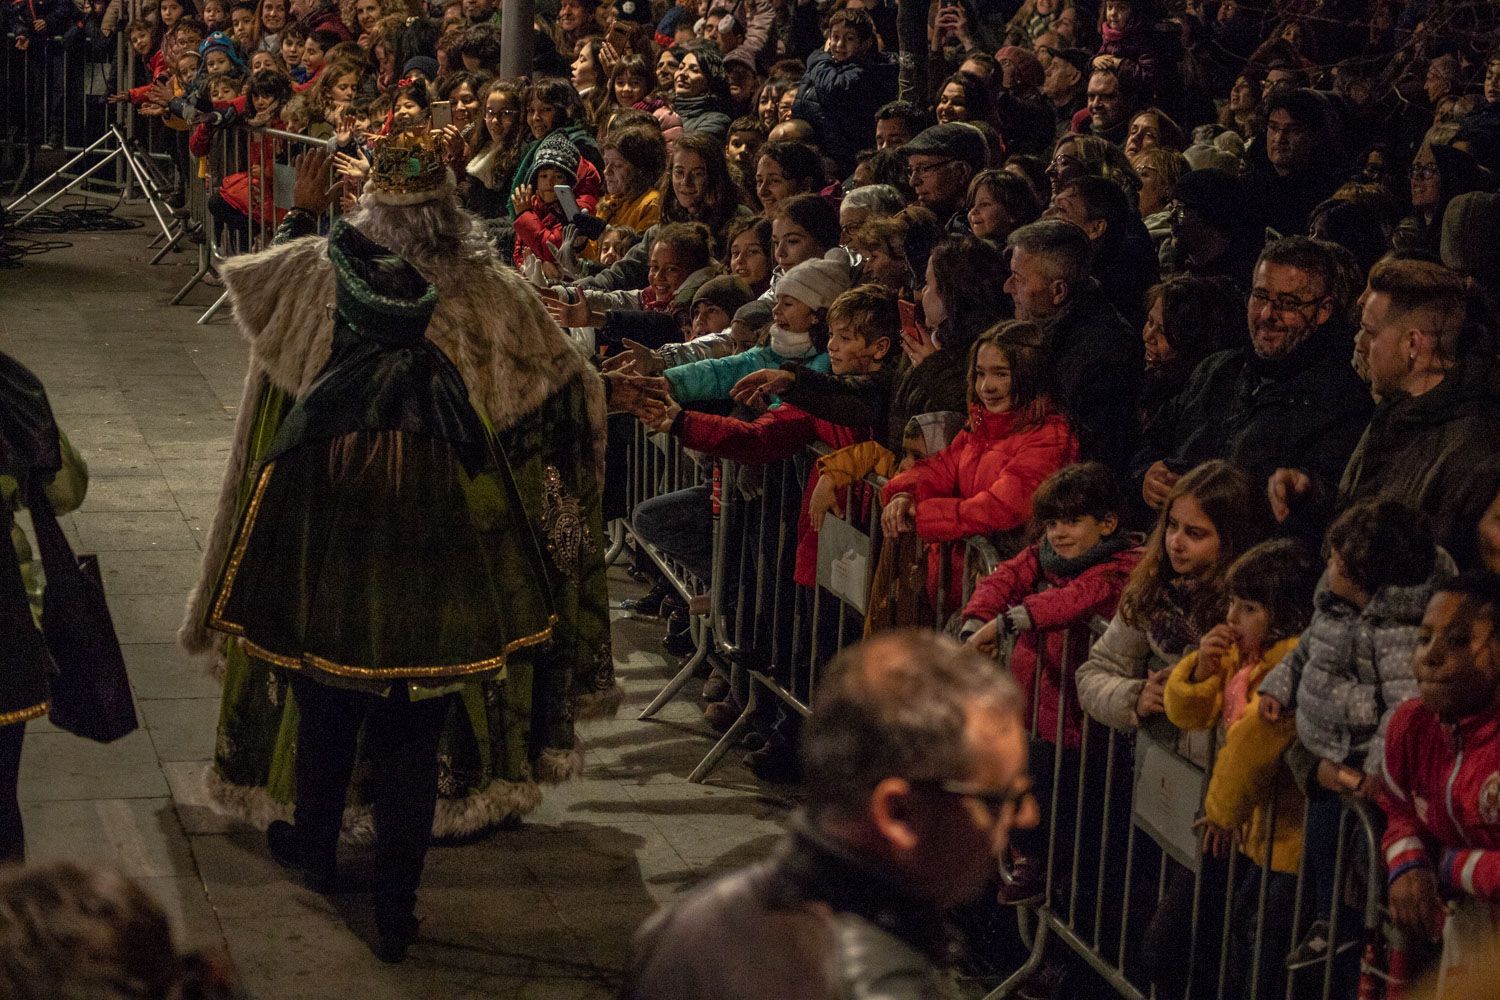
left=430, top=100, right=452, bottom=130
left=554, top=184, right=580, bottom=221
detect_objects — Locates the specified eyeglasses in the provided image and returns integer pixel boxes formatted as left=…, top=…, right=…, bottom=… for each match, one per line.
left=907, top=158, right=956, bottom=181
left=1249, top=288, right=1327, bottom=315
left=913, top=778, right=1035, bottom=823
left=484, top=108, right=519, bottom=120
left=1409, top=163, right=1438, bottom=179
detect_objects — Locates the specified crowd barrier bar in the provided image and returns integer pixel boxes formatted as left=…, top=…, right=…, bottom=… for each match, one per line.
left=3, top=30, right=181, bottom=231
left=614, top=429, right=1398, bottom=991
left=177, top=123, right=339, bottom=323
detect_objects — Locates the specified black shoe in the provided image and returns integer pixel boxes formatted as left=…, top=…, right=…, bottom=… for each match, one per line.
left=373, top=907, right=420, bottom=964
left=662, top=610, right=696, bottom=657
left=266, top=820, right=335, bottom=894
left=744, top=743, right=801, bottom=784
left=621, top=581, right=670, bottom=616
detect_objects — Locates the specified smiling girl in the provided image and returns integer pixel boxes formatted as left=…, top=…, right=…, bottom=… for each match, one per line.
left=880, top=321, right=1078, bottom=606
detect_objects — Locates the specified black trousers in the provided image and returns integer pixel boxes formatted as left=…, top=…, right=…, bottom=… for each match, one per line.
left=289, top=676, right=453, bottom=910
left=0, top=721, right=24, bottom=863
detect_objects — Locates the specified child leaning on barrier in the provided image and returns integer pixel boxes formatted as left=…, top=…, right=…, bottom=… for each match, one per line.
left=879, top=321, right=1079, bottom=615
left=1151, top=539, right=1320, bottom=1000
left=958, top=461, right=1142, bottom=904
left=1255, top=500, right=1453, bottom=968
left=961, top=462, right=1142, bottom=748
left=1377, top=572, right=1500, bottom=993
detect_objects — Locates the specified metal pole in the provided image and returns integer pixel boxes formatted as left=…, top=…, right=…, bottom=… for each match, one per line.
left=499, top=0, right=535, bottom=80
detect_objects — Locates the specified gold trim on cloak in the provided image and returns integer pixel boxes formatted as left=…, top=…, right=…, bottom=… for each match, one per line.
left=208, top=462, right=555, bottom=681
left=0, top=701, right=50, bottom=727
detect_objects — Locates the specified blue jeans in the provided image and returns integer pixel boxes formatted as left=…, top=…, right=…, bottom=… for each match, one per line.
left=631, top=485, right=713, bottom=585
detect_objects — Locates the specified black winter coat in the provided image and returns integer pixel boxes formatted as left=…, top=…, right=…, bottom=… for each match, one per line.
left=1338, top=354, right=1500, bottom=568
left=1130, top=329, right=1372, bottom=520
left=1044, top=279, right=1142, bottom=476
left=791, top=50, right=899, bottom=174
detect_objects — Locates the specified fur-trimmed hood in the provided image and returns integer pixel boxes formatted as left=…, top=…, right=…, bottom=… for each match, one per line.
left=179, top=227, right=606, bottom=657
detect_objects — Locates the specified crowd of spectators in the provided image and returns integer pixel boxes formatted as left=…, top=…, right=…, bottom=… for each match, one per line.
left=10, top=0, right=1500, bottom=993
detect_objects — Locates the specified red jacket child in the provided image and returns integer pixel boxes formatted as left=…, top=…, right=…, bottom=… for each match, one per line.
left=1380, top=700, right=1500, bottom=907
left=512, top=133, right=601, bottom=267
left=882, top=404, right=1079, bottom=604
left=673, top=403, right=871, bottom=588
left=964, top=539, right=1140, bottom=747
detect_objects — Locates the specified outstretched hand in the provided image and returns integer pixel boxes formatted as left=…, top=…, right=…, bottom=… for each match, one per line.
left=292, top=149, right=337, bottom=213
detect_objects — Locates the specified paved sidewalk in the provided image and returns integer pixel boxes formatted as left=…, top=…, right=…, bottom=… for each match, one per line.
left=0, top=211, right=787, bottom=999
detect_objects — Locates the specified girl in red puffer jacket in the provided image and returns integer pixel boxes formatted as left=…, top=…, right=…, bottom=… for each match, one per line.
left=880, top=320, right=1080, bottom=615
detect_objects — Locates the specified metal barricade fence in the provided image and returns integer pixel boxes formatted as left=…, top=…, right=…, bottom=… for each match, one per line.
left=5, top=23, right=190, bottom=247
left=175, top=122, right=339, bottom=323
left=612, top=432, right=1397, bottom=994
left=950, top=547, right=1392, bottom=1000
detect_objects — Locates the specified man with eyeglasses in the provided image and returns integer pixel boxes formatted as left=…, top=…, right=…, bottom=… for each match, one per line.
left=1243, top=88, right=1343, bottom=239
left=899, top=122, right=989, bottom=235
left=1132, top=236, right=1370, bottom=523
left=624, top=631, right=1036, bottom=1000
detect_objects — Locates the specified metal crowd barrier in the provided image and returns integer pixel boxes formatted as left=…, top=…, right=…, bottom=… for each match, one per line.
left=176, top=122, right=339, bottom=323
left=612, top=428, right=1399, bottom=995
left=3, top=26, right=182, bottom=231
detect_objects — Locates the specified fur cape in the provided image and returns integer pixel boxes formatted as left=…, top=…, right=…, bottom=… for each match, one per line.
left=179, top=230, right=608, bottom=659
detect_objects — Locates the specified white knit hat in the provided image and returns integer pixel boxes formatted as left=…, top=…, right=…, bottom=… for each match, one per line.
left=774, top=258, right=852, bottom=312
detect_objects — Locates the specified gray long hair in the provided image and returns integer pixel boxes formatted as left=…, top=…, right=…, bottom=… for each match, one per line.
left=344, top=189, right=495, bottom=276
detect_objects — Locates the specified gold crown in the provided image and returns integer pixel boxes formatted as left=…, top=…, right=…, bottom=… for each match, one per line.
left=366, top=126, right=449, bottom=201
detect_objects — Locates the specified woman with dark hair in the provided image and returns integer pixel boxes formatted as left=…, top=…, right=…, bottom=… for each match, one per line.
left=753, top=140, right=825, bottom=215
left=934, top=70, right=1005, bottom=139
left=464, top=76, right=528, bottom=219
left=507, top=76, right=605, bottom=219
left=671, top=41, right=733, bottom=141
left=921, top=235, right=1013, bottom=357
left=1220, top=70, right=1264, bottom=140
left=575, top=132, right=751, bottom=291
left=1137, top=275, right=1242, bottom=428
left=571, top=35, right=609, bottom=124
left=851, top=205, right=942, bottom=297
left=1394, top=139, right=1493, bottom=258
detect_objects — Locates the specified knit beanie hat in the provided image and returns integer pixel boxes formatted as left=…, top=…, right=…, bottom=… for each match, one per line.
left=1441, top=192, right=1500, bottom=287
left=732, top=299, right=773, bottom=336
left=198, top=32, right=247, bottom=73
left=692, top=274, right=755, bottom=316
left=774, top=258, right=852, bottom=312
left=529, top=133, right=580, bottom=186
left=401, top=55, right=439, bottom=81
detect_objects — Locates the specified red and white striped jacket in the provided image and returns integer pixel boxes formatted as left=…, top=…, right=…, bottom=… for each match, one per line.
left=1379, top=699, right=1500, bottom=902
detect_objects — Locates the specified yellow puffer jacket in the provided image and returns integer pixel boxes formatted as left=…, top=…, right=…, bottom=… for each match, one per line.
left=815, top=441, right=898, bottom=491
left=1164, top=635, right=1305, bottom=875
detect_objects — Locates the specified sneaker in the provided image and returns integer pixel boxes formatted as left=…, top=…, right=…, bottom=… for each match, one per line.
left=1286, top=919, right=1356, bottom=969
left=662, top=610, right=696, bottom=657
left=266, top=820, right=335, bottom=894
left=996, top=857, right=1043, bottom=907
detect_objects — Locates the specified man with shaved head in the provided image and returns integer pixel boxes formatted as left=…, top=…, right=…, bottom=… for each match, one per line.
left=624, top=631, right=1035, bottom=1000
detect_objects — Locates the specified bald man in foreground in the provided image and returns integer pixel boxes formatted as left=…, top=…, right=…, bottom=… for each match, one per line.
left=623, top=630, right=1036, bottom=1000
